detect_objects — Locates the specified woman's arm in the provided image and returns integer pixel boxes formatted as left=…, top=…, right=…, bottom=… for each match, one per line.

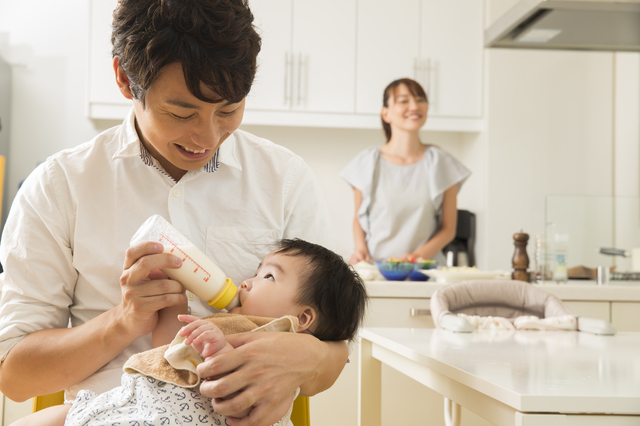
left=406, top=185, right=458, bottom=260
left=197, top=332, right=348, bottom=426
left=153, top=302, right=189, bottom=348
left=349, top=188, right=371, bottom=264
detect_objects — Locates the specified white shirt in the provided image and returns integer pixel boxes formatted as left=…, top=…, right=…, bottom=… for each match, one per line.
left=0, top=109, right=333, bottom=399
left=340, top=145, right=470, bottom=262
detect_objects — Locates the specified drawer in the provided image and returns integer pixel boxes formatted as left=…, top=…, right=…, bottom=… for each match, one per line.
left=365, top=297, right=434, bottom=328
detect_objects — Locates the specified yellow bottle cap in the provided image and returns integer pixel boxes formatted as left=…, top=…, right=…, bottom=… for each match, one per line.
left=208, top=278, right=238, bottom=310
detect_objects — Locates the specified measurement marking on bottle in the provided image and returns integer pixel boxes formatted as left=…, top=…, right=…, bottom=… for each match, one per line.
left=159, top=232, right=211, bottom=282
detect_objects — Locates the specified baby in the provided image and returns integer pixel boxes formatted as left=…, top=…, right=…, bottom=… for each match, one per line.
left=14, top=238, right=367, bottom=426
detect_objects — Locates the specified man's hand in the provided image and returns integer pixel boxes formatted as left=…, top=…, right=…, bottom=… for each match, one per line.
left=117, top=241, right=187, bottom=340
left=197, top=332, right=346, bottom=426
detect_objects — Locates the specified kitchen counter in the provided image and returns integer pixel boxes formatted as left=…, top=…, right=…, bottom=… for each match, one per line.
left=365, top=279, right=640, bottom=302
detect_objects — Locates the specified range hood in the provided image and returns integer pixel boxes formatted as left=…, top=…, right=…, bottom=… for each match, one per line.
left=485, top=0, right=640, bottom=51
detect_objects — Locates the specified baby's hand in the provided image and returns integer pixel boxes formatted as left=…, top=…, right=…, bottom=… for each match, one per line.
left=178, top=315, right=226, bottom=358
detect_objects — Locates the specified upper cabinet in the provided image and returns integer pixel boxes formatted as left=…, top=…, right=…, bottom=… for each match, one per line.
left=356, top=0, right=421, bottom=115
left=248, top=0, right=357, bottom=113
left=88, top=0, right=132, bottom=119
left=357, top=0, right=483, bottom=120
left=420, top=0, right=483, bottom=119
left=88, top=0, right=484, bottom=131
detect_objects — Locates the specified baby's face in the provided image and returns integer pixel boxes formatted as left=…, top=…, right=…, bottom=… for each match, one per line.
left=230, top=251, right=305, bottom=319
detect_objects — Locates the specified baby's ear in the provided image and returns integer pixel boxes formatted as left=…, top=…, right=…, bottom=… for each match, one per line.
left=296, top=307, right=317, bottom=333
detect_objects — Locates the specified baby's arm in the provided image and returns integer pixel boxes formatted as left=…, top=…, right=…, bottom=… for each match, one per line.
left=152, top=303, right=188, bottom=348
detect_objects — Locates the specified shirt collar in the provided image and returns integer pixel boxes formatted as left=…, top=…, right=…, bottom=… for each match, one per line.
left=113, top=108, right=242, bottom=173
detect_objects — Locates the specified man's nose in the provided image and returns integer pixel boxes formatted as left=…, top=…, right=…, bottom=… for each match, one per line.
left=190, top=118, right=221, bottom=148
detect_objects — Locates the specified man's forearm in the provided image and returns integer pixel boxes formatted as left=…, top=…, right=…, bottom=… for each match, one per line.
left=0, top=307, right=132, bottom=402
left=299, top=339, right=349, bottom=396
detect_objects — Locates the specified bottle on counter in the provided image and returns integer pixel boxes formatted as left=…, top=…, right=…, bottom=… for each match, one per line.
left=553, top=233, right=569, bottom=283
left=534, top=233, right=548, bottom=284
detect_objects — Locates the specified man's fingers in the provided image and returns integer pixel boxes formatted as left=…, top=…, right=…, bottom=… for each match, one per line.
left=199, top=367, right=247, bottom=400
left=123, top=242, right=164, bottom=270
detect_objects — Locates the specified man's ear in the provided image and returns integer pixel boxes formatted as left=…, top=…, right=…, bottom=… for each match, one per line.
left=296, top=307, right=317, bottom=334
left=113, top=57, right=134, bottom=100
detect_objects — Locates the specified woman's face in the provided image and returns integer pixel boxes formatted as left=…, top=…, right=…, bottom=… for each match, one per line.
left=125, top=62, right=245, bottom=181
left=382, top=84, right=428, bottom=133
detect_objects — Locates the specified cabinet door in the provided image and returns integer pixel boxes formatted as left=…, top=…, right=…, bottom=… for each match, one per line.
left=246, top=0, right=293, bottom=111
left=89, top=0, right=132, bottom=118
left=291, top=0, right=356, bottom=113
left=356, top=0, right=421, bottom=114
left=420, top=0, right=483, bottom=118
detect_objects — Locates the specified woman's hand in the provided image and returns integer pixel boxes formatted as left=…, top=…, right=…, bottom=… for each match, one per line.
left=349, top=249, right=371, bottom=264
left=117, top=241, right=187, bottom=341
left=197, top=332, right=347, bottom=426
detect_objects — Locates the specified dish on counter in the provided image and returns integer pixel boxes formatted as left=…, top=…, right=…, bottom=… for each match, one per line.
left=376, top=260, right=415, bottom=281
left=416, top=266, right=510, bottom=284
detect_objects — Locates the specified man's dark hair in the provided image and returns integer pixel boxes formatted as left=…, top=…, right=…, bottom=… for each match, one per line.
left=111, top=0, right=261, bottom=105
left=273, top=239, right=368, bottom=342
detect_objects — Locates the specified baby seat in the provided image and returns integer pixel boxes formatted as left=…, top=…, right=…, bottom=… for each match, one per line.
left=430, top=279, right=616, bottom=335
left=429, top=280, right=616, bottom=426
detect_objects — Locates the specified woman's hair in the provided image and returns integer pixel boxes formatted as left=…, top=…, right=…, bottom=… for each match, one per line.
left=273, top=239, right=368, bottom=342
left=111, top=0, right=261, bottom=105
left=381, top=78, right=428, bottom=142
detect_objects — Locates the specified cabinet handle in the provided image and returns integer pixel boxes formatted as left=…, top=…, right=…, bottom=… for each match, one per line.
left=410, top=308, right=431, bottom=317
left=284, top=52, right=291, bottom=106
left=297, top=53, right=304, bottom=107
left=424, top=58, right=435, bottom=112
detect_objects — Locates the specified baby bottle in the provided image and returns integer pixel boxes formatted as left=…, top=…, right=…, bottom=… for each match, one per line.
left=130, top=215, right=239, bottom=310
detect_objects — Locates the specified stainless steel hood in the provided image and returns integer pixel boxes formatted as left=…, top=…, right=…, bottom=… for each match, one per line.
left=485, top=0, right=640, bottom=51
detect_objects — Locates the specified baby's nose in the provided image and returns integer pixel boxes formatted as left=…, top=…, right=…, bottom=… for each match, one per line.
left=240, top=280, right=252, bottom=290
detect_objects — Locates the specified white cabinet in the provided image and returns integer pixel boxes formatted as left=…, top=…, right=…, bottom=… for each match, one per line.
left=356, top=0, right=421, bottom=115
left=357, top=0, right=483, bottom=119
left=420, top=0, right=483, bottom=118
left=248, top=0, right=356, bottom=113
left=88, top=0, right=132, bottom=119
left=87, top=0, right=483, bottom=130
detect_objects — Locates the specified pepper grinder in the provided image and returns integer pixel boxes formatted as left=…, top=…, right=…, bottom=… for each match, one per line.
left=512, top=231, right=530, bottom=282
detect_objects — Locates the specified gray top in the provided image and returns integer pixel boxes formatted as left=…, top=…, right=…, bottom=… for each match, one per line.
left=341, top=146, right=470, bottom=262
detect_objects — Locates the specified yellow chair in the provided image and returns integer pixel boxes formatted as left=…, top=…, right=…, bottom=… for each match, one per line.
left=34, top=391, right=310, bottom=426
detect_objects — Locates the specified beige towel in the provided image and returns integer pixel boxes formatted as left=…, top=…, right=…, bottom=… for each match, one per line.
left=124, top=313, right=298, bottom=387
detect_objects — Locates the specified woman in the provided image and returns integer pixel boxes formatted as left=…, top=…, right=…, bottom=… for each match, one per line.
left=341, top=78, right=470, bottom=265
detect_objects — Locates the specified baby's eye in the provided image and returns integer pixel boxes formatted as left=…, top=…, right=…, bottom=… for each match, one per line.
left=264, top=274, right=275, bottom=281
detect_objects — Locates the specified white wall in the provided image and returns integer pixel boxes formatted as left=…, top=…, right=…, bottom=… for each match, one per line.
left=0, top=0, right=638, bottom=270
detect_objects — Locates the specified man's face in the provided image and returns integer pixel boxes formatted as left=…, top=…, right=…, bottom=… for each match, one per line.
left=131, top=62, right=245, bottom=181
left=230, top=252, right=307, bottom=319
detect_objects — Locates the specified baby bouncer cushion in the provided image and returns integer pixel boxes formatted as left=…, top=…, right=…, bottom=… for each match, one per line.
left=430, top=280, right=615, bottom=335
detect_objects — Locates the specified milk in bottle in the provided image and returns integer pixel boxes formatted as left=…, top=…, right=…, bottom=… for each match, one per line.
left=130, top=215, right=239, bottom=310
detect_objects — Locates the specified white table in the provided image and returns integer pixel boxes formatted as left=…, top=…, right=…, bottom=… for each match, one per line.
left=358, top=328, right=640, bottom=426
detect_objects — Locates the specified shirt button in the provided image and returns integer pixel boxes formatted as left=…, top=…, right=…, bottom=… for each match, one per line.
left=186, top=291, right=196, bottom=301
left=172, top=189, right=181, bottom=197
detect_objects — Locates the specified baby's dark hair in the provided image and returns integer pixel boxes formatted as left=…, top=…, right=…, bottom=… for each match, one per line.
left=272, top=239, right=367, bottom=342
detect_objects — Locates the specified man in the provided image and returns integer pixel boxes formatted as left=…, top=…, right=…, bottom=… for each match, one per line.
left=0, top=1, right=347, bottom=425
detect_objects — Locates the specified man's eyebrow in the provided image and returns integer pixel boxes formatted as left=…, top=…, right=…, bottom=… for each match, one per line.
left=165, top=99, right=235, bottom=109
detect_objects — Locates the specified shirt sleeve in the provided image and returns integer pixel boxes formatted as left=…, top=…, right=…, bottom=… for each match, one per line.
left=339, top=147, right=379, bottom=235
left=0, top=159, right=77, bottom=362
left=282, top=157, right=335, bottom=251
left=425, top=146, right=472, bottom=210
